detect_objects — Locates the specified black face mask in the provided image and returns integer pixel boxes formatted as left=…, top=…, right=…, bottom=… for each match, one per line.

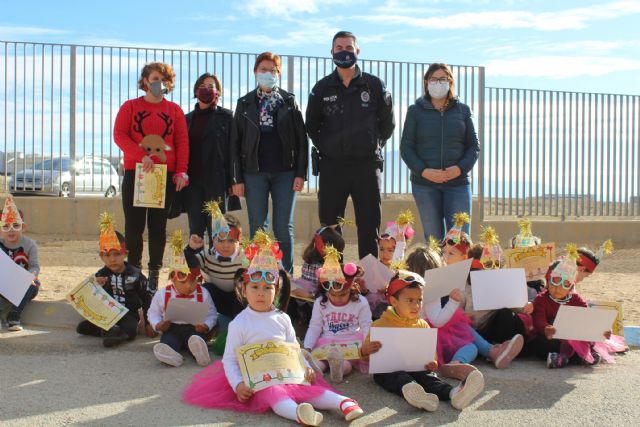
left=332, top=50, right=357, bottom=69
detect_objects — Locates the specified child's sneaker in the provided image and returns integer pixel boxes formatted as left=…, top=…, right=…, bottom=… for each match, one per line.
left=327, top=347, right=345, bottom=383
left=439, top=363, right=477, bottom=380
left=450, top=369, right=485, bottom=410
left=401, top=382, right=439, bottom=412
left=154, top=343, right=184, bottom=367
left=339, top=398, right=364, bottom=422
left=490, top=334, right=524, bottom=369
left=188, top=335, right=211, bottom=367
left=580, top=350, right=602, bottom=366
left=546, top=352, right=568, bottom=369
left=296, top=402, right=323, bottom=426
left=7, top=319, right=23, bottom=332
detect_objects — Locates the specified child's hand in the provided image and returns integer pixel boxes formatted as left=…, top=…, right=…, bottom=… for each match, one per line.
left=189, top=234, right=204, bottom=250
left=95, top=276, right=108, bottom=286
left=235, top=382, right=254, bottom=402
left=361, top=340, right=382, bottom=357
left=523, top=302, right=534, bottom=315
left=145, top=323, right=158, bottom=338
left=449, top=288, right=462, bottom=302
left=396, top=230, right=406, bottom=242
left=194, top=324, right=209, bottom=334
left=304, top=367, right=316, bottom=383
left=425, top=360, right=439, bottom=372
left=544, top=325, right=556, bottom=340
left=604, top=330, right=612, bottom=340
left=155, top=320, right=171, bottom=332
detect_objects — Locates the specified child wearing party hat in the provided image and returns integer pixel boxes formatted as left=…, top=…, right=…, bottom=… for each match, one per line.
left=576, top=239, right=613, bottom=284
left=0, top=195, right=40, bottom=331
left=510, top=218, right=547, bottom=295
left=186, top=201, right=244, bottom=336
left=377, top=209, right=415, bottom=267
left=531, top=245, right=626, bottom=368
left=148, top=230, right=218, bottom=367
left=183, top=230, right=364, bottom=426
left=75, top=212, right=153, bottom=347
left=303, top=246, right=372, bottom=383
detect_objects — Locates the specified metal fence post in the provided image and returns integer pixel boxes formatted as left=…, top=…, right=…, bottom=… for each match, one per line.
left=477, top=66, right=485, bottom=223
left=69, top=45, right=77, bottom=197
left=287, top=55, right=294, bottom=95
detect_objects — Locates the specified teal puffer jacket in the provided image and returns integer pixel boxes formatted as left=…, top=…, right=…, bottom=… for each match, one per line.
left=400, top=96, right=479, bottom=187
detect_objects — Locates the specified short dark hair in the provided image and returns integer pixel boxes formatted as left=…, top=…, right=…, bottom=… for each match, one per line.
left=332, top=31, right=358, bottom=47
left=468, top=243, right=483, bottom=260
left=577, top=247, right=599, bottom=265
left=193, top=72, right=222, bottom=98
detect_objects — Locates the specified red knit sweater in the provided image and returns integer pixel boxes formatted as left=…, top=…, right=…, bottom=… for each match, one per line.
left=532, top=289, right=588, bottom=334
left=114, top=97, right=189, bottom=173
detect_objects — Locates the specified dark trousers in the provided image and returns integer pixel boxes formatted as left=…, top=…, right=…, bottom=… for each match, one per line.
left=202, top=284, right=244, bottom=319
left=183, top=179, right=212, bottom=242
left=529, top=334, right=562, bottom=360
left=77, top=311, right=139, bottom=340
left=121, top=169, right=176, bottom=270
left=374, top=371, right=452, bottom=401
left=477, top=308, right=527, bottom=344
left=318, top=159, right=381, bottom=259
left=6, top=283, right=39, bottom=321
left=161, top=323, right=207, bottom=353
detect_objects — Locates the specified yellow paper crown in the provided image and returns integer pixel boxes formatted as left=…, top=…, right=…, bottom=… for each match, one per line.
left=169, top=230, right=190, bottom=274
left=428, top=235, right=442, bottom=254
left=565, top=243, right=579, bottom=261
left=319, top=245, right=345, bottom=283
left=246, top=229, right=280, bottom=277
left=453, top=212, right=470, bottom=228
left=396, top=210, right=415, bottom=227
left=98, top=212, right=123, bottom=254
left=517, top=218, right=532, bottom=237
left=480, top=226, right=499, bottom=246
left=0, top=195, right=21, bottom=227
left=390, top=259, right=409, bottom=272
left=337, top=216, right=355, bottom=228
left=597, top=239, right=614, bottom=259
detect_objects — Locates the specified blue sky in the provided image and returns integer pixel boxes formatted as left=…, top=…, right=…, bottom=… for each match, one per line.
left=1, top=0, right=640, bottom=96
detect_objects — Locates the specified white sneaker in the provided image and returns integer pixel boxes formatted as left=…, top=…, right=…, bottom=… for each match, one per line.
left=450, top=370, right=485, bottom=410
left=188, top=335, right=211, bottom=367
left=154, top=343, right=184, bottom=367
left=7, top=322, right=23, bottom=332
left=296, top=402, right=323, bottom=426
left=401, top=382, right=439, bottom=412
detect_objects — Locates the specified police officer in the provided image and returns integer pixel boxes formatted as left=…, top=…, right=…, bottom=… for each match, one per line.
left=306, top=31, right=395, bottom=259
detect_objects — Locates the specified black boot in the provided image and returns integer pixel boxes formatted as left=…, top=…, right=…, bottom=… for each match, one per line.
left=102, top=325, right=128, bottom=348
left=147, top=269, right=160, bottom=294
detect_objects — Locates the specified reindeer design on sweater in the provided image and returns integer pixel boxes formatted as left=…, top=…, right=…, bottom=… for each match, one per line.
left=133, top=111, right=173, bottom=162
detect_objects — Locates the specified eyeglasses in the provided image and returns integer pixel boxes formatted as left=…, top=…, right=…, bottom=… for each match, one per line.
left=378, top=233, right=395, bottom=241
left=428, top=77, right=448, bottom=84
left=395, top=274, right=418, bottom=284
left=170, top=271, right=189, bottom=282
left=321, top=281, right=348, bottom=292
left=249, top=270, right=277, bottom=284
left=443, top=238, right=469, bottom=247
left=549, top=275, right=574, bottom=290
left=1, top=222, right=22, bottom=232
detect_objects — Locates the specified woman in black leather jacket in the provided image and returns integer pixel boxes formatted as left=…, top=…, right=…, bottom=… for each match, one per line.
left=230, top=52, right=308, bottom=273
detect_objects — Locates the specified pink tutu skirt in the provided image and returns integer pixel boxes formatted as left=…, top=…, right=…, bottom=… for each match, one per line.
left=562, top=334, right=627, bottom=364
left=183, top=360, right=335, bottom=413
left=431, top=308, right=475, bottom=365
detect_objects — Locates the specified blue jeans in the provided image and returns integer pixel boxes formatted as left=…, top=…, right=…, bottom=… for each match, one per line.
left=4, top=283, right=39, bottom=322
left=243, top=170, right=296, bottom=273
left=411, top=182, right=472, bottom=241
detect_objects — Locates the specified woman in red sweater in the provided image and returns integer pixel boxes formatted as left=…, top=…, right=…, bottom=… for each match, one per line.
left=114, top=62, right=189, bottom=291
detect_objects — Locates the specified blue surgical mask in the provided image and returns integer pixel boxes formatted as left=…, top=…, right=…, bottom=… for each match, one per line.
left=256, top=72, right=278, bottom=89
left=333, top=50, right=357, bottom=69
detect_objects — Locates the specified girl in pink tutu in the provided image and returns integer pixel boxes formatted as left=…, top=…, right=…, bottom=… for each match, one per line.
left=531, top=245, right=626, bottom=368
left=183, top=231, right=364, bottom=426
left=303, top=246, right=372, bottom=383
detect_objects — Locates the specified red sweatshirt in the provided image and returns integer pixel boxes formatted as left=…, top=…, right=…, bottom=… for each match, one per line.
left=113, top=97, right=189, bottom=173
left=532, top=289, right=588, bottom=334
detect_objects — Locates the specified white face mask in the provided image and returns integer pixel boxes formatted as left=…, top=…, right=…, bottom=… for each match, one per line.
left=428, top=81, right=449, bottom=99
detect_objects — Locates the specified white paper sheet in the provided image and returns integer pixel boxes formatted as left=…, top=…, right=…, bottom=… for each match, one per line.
left=422, top=258, right=472, bottom=302
left=553, top=305, right=617, bottom=342
left=470, top=268, right=528, bottom=310
left=357, top=254, right=395, bottom=292
left=369, top=327, right=438, bottom=374
left=0, top=249, right=35, bottom=306
left=164, top=298, right=208, bottom=325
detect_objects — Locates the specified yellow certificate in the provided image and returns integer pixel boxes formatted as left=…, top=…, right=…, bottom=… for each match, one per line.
left=236, top=340, right=309, bottom=391
left=312, top=342, right=362, bottom=361
left=67, top=275, right=129, bottom=331
left=133, top=163, right=167, bottom=208
left=504, top=243, right=555, bottom=281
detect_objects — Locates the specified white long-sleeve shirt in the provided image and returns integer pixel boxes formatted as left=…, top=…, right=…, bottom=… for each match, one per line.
left=303, top=295, right=372, bottom=350
left=147, top=284, right=218, bottom=331
left=421, top=297, right=460, bottom=327
left=223, top=307, right=302, bottom=391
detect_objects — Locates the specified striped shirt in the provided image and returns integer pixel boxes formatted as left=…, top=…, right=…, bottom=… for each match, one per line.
left=186, top=246, right=244, bottom=292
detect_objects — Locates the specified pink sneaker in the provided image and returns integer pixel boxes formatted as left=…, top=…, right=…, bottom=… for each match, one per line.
left=490, top=334, right=524, bottom=369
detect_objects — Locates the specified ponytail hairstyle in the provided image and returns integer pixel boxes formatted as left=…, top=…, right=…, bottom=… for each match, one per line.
left=302, top=226, right=345, bottom=265
left=234, top=267, right=291, bottom=312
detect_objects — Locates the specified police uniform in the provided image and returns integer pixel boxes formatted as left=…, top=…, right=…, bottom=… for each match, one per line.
left=306, top=65, right=395, bottom=258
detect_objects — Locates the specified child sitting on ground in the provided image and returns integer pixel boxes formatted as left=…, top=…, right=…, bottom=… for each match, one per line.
left=184, top=231, right=364, bottom=426
left=149, top=230, right=217, bottom=367
left=76, top=212, right=153, bottom=347
left=576, top=239, right=613, bottom=284
left=0, top=196, right=41, bottom=331
left=303, top=246, right=372, bottom=382
left=361, top=269, right=485, bottom=411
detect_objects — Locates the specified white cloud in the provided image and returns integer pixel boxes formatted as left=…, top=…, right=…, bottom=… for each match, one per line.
left=235, top=20, right=339, bottom=48
left=239, top=0, right=321, bottom=17
left=485, top=55, right=640, bottom=79
left=0, top=25, right=69, bottom=38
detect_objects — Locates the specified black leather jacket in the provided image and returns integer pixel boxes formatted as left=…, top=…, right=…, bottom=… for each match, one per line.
left=230, top=88, right=308, bottom=183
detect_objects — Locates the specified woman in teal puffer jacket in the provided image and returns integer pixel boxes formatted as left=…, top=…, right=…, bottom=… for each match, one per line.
left=400, top=63, right=480, bottom=241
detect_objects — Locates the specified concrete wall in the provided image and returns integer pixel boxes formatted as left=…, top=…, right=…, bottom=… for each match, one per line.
left=10, top=195, right=640, bottom=246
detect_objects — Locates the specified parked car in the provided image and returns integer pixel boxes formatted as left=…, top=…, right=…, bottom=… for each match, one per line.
left=10, top=156, right=119, bottom=197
